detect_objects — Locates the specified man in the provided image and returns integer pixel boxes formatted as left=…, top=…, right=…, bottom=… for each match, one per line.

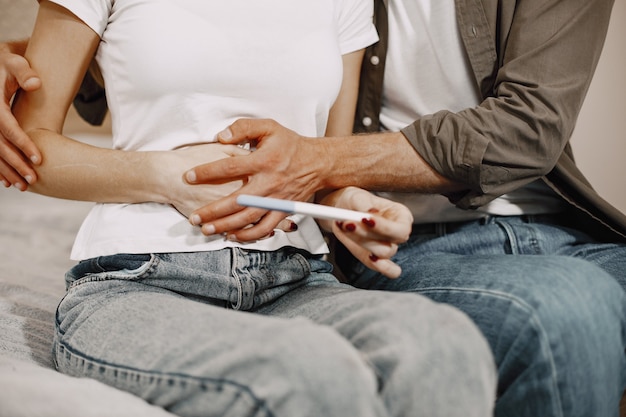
left=2, top=0, right=626, bottom=415
left=179, top=0, right=626, bottom=416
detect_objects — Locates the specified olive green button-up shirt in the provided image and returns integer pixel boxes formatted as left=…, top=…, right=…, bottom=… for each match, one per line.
left=355, top=0, right=626, bottom=242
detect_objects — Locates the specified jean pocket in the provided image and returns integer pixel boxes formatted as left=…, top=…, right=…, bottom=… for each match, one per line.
left=65, top=253, right=156, bottom=289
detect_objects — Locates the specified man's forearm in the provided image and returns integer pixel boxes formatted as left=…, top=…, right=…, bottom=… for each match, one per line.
left=314, top=131, right=465, bottom=195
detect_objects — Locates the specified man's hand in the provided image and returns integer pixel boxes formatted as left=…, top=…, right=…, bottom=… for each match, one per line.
left=185, top=119, right=328, bottom=241
left=0, top=43, right=42, bottom=190
left=319, top=187, right=413, bottom=279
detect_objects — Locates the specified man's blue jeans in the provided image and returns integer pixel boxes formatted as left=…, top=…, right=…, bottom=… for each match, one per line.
left=54, top=247, right=496, bottom=417
left=342, top=214, right=626, bottom=417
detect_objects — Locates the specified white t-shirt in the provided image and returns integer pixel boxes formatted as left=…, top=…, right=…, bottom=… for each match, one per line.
left=48, top=0, right=378, bottom=260
left=378, top=0, right=564, bottom=224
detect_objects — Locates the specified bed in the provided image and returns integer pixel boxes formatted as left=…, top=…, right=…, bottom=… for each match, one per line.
left=2, top=134, right=624, bottom=416
left=0, top=133, right=176, bottom=417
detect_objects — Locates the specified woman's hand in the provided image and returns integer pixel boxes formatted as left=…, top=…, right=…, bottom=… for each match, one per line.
left=159, top=143, right=298, bottom=237
left=319, top=187, right=413, bottom=279
left=160, top=143, right=251, bottom=219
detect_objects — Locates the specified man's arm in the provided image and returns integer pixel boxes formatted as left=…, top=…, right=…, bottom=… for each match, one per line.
left=0, top=38, right=42, bottom=190
left=402, top=0, right=615, bottom=208
left=185, top=0, right=615, bottom=237
left=184, top=119, right=463, bottom=238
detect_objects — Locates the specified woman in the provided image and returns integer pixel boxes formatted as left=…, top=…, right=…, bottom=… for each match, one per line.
left=10, top=1, right=496, bottom=416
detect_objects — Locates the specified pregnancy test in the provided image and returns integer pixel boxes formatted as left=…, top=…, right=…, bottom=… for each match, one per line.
left=236, top=195, right=372, bottom=222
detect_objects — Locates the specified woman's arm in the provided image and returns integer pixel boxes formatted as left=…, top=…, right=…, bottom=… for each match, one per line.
left=11, top=1, right=244, bottom=216
left=322, top=51, right=414, bottom=278
left=13, top=2, right=161, bottom=203
left=323, top=51, right=413, bottom=278
left=324, top=49, right=363, bottom=137
left=12, top=2, right=142, bottom=202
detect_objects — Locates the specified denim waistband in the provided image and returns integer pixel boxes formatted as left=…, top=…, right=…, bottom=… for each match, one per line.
left=65, top=247, right=335, bottom=312
left=411, top=213, right=567, bottom=237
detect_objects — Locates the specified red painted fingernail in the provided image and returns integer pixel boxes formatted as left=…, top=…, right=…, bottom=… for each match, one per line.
left=290, top=222, right=298, bottom=231
left=369, top=253, right=379, bottom=262
left=335, top=221, right=344, bottom=230
left=345, top=223, right=356, bottom=232
left=362, top=218, right=376, bottom=227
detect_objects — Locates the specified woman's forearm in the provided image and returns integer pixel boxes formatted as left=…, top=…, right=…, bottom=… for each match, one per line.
left=26, top=129, right=247, bottom=218
left=26, top=129, right=171, bottom=204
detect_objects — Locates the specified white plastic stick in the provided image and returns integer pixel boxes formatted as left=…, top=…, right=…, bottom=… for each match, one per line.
left=236, top=195, right=371, bottom=222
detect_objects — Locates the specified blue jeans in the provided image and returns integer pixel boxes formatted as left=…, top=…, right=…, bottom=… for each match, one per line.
left=54, top=248, right=496, bottom=417
left=341, top=214, right=626, bottom=417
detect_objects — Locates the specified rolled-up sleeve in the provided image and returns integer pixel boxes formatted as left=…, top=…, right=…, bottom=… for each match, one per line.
left=401, top=0, right=614, bottom=209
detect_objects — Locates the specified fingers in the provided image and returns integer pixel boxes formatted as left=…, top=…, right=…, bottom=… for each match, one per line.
left=227, top=211, right=292, bottom=242
left=189, top=193, right=248, bottom=230
left=186, top=119, right=285, bottom=184
left=188, top=192, right=278, bottom=239
left=332, top=212, right=409, bottom=279
left=275, top=217, right=299, bottom=233
left=336, top=219, right=399, bottom=258
left=216, top=118, right=278, bottom=144
left=334, top=222, right=402, bottom=279
left=0, top=54, right=43, bottom=189
left=338, top=213, right=411, bottom=245
left=185, top=153, right=253, bottom=186
left=0, top=132, right=37, bottom=190
left=6, top=53, right=42, bottom=92
left=17, top=73, right=41, bottom=93
left=189, top=197, right=293, bottom=242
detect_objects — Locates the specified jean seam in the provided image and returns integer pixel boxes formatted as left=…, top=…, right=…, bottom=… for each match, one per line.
left=230, top=248, right=242, bottom=310
left=56, top=341, right=275, bottom=417
left=495, top=220, right=518, bottom=254
left=415, top=286, right=564, bottom=417
left=67, top=254, right=159, bottom=290
left=291, top=251, right=313, bottom=277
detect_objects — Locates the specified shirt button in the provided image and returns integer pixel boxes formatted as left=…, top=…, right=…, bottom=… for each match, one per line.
left=370, top=55, right=380, bottom=66
left=362, top=117, right=373, bottom=127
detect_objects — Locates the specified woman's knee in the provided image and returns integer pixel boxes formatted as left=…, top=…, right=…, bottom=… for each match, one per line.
left=257, top=321, right=386, bottom=416
left=363, top=294, right=497, bottom=417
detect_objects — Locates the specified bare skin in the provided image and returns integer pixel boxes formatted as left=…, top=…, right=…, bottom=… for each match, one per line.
left=0, top=39, right=42, bottom=189
left=184, top=118, right=463, bottom=240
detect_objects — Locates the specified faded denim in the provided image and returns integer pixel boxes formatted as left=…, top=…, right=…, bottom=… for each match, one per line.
left=54, top=247, right=496, bottom=417
left=343, top=214, right=626, bottom=417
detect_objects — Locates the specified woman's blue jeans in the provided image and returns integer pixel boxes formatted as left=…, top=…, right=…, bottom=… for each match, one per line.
left=54, top=247, right=496, bottom=417
left=342, top=214, right=626, bottom=417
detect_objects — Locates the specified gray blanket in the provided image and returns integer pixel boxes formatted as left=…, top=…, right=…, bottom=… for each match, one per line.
left=0, top=167, right=174, bottom=416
